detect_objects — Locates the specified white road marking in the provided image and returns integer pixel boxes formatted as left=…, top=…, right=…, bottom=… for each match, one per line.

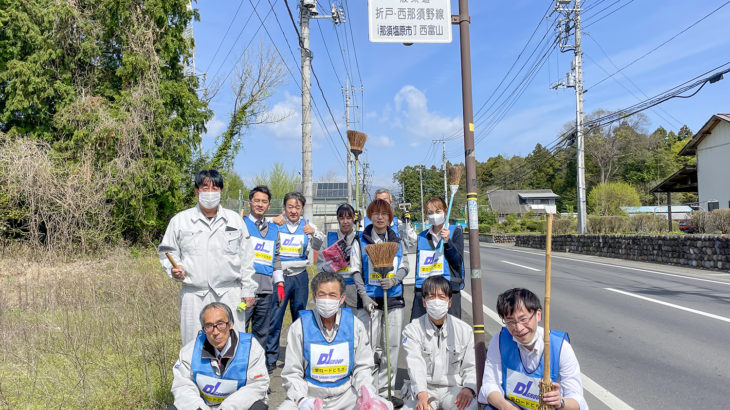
left=501, top=260, right=541, bottom=271
left=462, top=290, right=634, bottom=409
left=605, top=287, right=730, bottom=323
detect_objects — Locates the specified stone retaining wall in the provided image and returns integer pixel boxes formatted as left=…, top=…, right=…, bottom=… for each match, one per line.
left=479, top=234, right=517, bottom=244
left=513, top=234, right=730, bottom=271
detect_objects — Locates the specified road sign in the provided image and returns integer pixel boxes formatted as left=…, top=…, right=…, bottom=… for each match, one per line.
left=368, top=0, right=452, bottom=44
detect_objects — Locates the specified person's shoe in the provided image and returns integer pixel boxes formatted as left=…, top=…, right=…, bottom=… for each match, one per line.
left=390, top=396, right=404, bottom=408
left=267, top=362, right=276, bottom=374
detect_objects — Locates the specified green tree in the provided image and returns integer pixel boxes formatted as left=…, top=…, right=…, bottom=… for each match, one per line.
left=393, top=165, right=444, bottom=222
left=252, top=162, right=301, bottom=201
left=587, top=182, right=641, bottom=216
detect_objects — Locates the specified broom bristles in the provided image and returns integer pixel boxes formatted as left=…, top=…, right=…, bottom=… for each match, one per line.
left=347, top=130, right=368, bottom=152
left=448, top=164, right=463, bottom=186
left=364, top=243, right=399, bottom=268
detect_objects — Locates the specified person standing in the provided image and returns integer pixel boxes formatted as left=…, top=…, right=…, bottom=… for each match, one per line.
left=243, top=185, right=284, bottom=350
left=266, top=192, right=325, bottom=373
left=361, top=188, right=417, bottom=251
left=159, top=170, right=257, bottom=345
left=313, top=203, right=361, bottom=308
left=411, top=197, right=465, bottom=321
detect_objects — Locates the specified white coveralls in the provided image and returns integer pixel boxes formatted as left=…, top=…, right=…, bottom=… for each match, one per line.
left=171, top=332, right=269, bottom=410
left=278, top=309, right=392, bottom=410
left=401, top=314, right=478, bottom=410
left=158, top=204, right=258, bottom=345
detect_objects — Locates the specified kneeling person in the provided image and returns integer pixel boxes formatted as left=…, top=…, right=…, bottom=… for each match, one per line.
left=279, top=271, right=391, bottom=410
left=401, top=276, right=477, bottom=410
left=171, top=302, right=269, bottom=410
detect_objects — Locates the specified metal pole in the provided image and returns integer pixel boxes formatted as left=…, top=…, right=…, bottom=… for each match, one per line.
left=355, top=159, right=360, bottom=213
left=301, top=3, right=313, bottom=218
left=454, top=0, right=486, bottom=390
left=574, top=0, right=587, bottom=234
left=419, top=167, right=425, bottom=229
left=344, top=77, right=353, bottom=205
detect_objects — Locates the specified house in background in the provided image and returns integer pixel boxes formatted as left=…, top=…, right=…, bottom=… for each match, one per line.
left=487, top=189, right=559, bottom=222
left=293, top=182, right=349, bottom=233
left=620, top=205, right=693, bottom=221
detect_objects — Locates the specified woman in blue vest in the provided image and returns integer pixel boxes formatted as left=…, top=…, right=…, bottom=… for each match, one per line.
left=314, top=203, right=361, bottom=309
left=411, top=196, right=465, bottom=321
left=355, top=198, right=409, bottom=394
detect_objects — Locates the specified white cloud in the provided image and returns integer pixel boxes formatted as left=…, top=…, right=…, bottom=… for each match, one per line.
left=391, top=85, right=462, bottom=143
left=370, top=135, right=395, bottom=147
left=202, top=116, right=226, bottom=139
left=259, top=93, right=301, bottom=141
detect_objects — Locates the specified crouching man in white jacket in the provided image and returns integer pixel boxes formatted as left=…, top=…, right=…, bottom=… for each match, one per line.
left=171, top=302, right=269, bottom=410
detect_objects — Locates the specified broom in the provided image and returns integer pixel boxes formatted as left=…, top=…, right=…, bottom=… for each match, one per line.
left=539, top=214, right=554, bottom=410
left=438, top=164, right=464, bottom=254
left=363, top=242, right=399, bottom=403
left=348, top=130, right=368, bottom=213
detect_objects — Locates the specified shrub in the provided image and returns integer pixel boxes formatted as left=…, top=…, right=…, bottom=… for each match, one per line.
left=691, top=209, right=730, bottom=233
left=628, top=214, right=671, bottom=233
left=587, top=182, right=641, bottom=216
left=552, top=218, right=576, bottom=234
left=588, top=215, right=628, bottom=233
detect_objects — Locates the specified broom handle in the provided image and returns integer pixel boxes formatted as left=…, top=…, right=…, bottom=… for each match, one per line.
left=438, top=191, right=457, bottom=254
left=382, top=283, right=392, bottom=401
left=543, top=214, right=553, bottom=382
left=165, top=252, right=179, bottom=269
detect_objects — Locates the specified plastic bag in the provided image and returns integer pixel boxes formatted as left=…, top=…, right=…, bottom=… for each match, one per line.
left=354, top=386, right=390, bottom=410
left=321, top=238, right=349, bottom=272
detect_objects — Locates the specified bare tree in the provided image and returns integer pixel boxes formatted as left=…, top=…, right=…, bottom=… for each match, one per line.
left=584, top=111, right=648, bottom=183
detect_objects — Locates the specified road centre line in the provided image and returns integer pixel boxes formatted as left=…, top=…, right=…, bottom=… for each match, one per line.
left=461, top=290, right=633, bottom=409
left=478, top=245, right=730, bottom=286
left=604, top=288, right=730, bottom=323
left=501, top=260, right=541, bottom=271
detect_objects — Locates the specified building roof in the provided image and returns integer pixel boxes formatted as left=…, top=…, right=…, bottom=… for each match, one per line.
left=488, top=189, right=559, bottom=214
left=678, top=113, right=730, bottom=156
left=293, top=182, right=349, bottom=199
left=621, top=205, right=693, bottom=214
left=650, top=165, right=697, bottom=193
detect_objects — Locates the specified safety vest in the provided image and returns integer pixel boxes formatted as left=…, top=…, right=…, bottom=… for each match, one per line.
left=278, top=220, right=309, bottom=262
left=244, top=217, right=278, bottom=276
left=362, top=216, right=400, bottom=237
left=359, top=232, right=403, bottom=298
left=191, top=331, right=252, bottom=406
left=301, top=308, right=355, bottom=387
left=327, top=231, right=355, bottom=285
left=499, top=327, right=567, bottom=410
left=414, top=229, right=454, bottom=288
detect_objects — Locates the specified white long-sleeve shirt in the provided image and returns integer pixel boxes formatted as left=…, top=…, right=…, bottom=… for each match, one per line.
left=171, top=333, right=269, bottom=410
left=158, top=204, right=257, bottom=297
left=315, top=230, right=362, bottom=277
left=478, top=327, right=588, bottom=409
left=280, top=219, right=325, bottom=276
left=402, top=314, right=477, bottom=396
left=281, top=309, right=376, bottom=404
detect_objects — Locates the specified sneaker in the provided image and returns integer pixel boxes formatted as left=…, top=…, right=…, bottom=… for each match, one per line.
left=267, top=362, right=276, bottom=374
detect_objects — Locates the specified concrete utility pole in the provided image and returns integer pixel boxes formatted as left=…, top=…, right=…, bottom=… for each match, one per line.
left=551, top=0, right=586, bottom=233
left=343, top=78, right=362, bottom=205
left=433, top=138, right=448, bottom=199
left=300, top=0, right=344, bottom=217
left=419, top=167, right=425, bottom=228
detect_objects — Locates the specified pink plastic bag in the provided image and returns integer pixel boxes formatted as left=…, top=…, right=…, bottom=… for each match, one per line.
left=321, top=238, right=349, bottom=272
left=313, top=398, right=323, bottom=410
left=354, top=386, right=389, bottom=410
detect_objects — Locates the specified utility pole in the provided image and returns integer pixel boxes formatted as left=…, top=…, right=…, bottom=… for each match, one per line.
left=343, top=77, right=362, bottom=205
left=419, top=167, right=425, bottom=228
left=551, top=0, right=586, bottom=233
left=433, top=138, right=447, bottom=199
left=300, top=0, right=344, bottom=217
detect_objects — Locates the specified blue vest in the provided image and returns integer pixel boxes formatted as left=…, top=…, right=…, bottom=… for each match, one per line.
left=327, top=231, right=355, bottom=285
left=301, top=308, right=356, bottom=387
left=359, top=232, right=403, bottom=298
left=191, top=331, right=252, bottom=406
left=363, top=216, right=400, bottom=237
left=499, top=328, right=567, bottom=410
left=278, top=220, right=309, bottom=262
left=414, top=229, right=455, bottom=288
left=244, top=217, right=278, bottom=276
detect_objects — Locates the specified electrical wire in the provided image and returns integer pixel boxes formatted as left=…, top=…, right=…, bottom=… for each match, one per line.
left=203, top=0, right=247, bottom=74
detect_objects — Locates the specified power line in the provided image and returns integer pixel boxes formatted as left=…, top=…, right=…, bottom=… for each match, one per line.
left=203, top=0, right=247, bottom=74
left=343, top=0, right=364, bottom=86
left=316, top=20, right=344, bottom=88
left=206, top=4, right=257, bottom=82
left=583, top=0, right=634, bottom=28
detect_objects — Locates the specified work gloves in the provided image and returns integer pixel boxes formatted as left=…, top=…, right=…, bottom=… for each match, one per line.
left=277, top=283, right=285, bottom=307
left=360, top=293, right=377, bottom=313
left=379, top=277, right=397, bottom=290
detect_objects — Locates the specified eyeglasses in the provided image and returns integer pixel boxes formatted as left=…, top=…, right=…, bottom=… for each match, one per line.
left=203, top=321, right=230, bottom=333
left=502, top=311, right=536, bottom=327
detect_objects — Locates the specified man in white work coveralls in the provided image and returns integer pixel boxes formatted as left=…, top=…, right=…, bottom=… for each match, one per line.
left=401, top=276, right=477, bottom=410
left=170, top=302, right=268, bottom=410
left=159, top=169, right=258, bottom=345
left=278, top=271, right=392, bottom=410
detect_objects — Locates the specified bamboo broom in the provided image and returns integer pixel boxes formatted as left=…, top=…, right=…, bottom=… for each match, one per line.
left=539, top=214, right=554, bottom=410
left=348, top=130, right=368, bottom=213
left=363, top=242, right=399, bottom=403
left=439, top=164, right=464, bottom=254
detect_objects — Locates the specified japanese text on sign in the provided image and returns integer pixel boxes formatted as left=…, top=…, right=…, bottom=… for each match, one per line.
left=368, top=0, right=452, bottom=43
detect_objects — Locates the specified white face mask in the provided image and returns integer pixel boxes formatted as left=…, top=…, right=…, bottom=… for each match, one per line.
left=425, top=299, right=449, bottom=320
left=428, top=212, right=445, bottom=227
left=198, top=191, right=221, bottom=210
left=315, top=298, right=341, bottom=318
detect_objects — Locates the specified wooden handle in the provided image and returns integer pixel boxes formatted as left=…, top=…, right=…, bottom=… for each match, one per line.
left=543, top=214, right=553, bottom=382
left=165, top=252, right=179, bottom=269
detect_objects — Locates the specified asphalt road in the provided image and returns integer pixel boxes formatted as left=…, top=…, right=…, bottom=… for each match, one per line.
left=462, top=242, right=730, bottom=410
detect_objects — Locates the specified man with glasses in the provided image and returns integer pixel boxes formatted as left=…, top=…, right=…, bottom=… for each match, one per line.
left=477, top=288, right=587, bottom=410
left=171, top=302, right=268, bottom=409
left=159, top=170, right=257, bottom=345
left=401, top=276, right=477, bottom=410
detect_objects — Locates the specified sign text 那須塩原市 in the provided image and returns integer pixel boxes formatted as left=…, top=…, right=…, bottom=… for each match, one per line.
left=368, top=0, right=452, bottom=44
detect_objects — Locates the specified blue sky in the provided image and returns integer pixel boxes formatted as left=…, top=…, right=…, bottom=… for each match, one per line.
left=193, top=0, right=730, bottom=191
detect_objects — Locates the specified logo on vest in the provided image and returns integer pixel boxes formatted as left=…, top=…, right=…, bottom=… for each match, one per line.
left=316, top=349, right=345, bottom=365
left=283, top=237, right=294, bottom=246
left=203, top=382, right=222, bottom=395
left=424, top=255, right=435, bottom=265
left=254, top=242, right=265, bottom=251
left=513, top=381, right=539, bottom=400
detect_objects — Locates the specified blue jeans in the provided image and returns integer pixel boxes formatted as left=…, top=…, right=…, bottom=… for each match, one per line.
left=266, top=270, right=309, bottom=366
left=246, top=292, right=274, bottom=350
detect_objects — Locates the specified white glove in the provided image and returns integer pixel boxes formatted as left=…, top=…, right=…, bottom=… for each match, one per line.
left=298, top=397, right=316, bottom=410
left=360, top=293, right=377, bottom=313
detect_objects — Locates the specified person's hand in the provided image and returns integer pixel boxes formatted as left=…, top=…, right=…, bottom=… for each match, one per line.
left=440, top=225, right=450, bottom=243
left=271, top=214, right=286, bottom=226
left=379, top=277, right=397, bottom=290
left=454, top=387, right=475, bottom=410
left=297, top=397, right=316, bottom=410
left=302, top=220, right=315, bottom=235
left=171, top=265, right=185, bottom=280
left=243, top=297, right=255, bottom=308
left=360, top=293, right=377, bottom=313
left=416, top=391, right=432, bottom=410
left=277, top=283, right=285, bottom=307
left=540, top=382, right=563, bottom=408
